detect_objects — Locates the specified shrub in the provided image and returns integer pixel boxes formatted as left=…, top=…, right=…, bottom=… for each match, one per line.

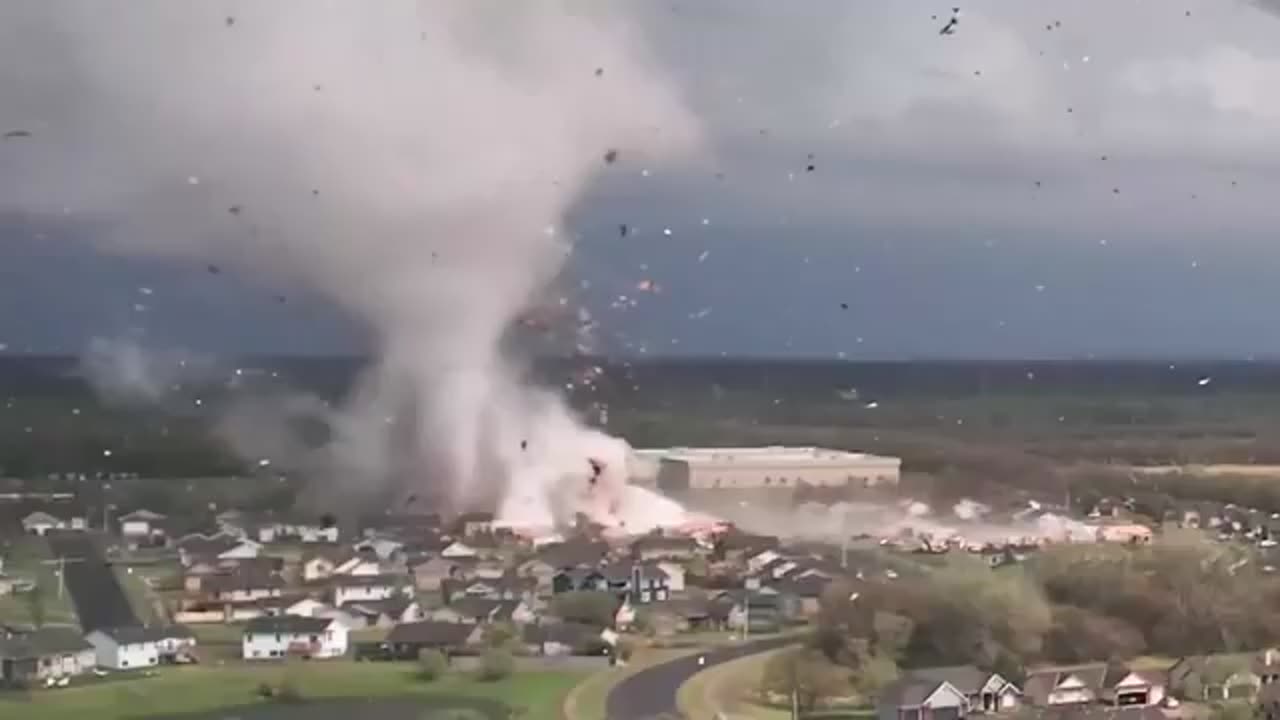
left=478, top=649, right=515, bottom=681
left=256, top=682, right=275, bottom=700
left=419, top=648, right=448, bottom=681
left=275, top=678, right=303, bottom=703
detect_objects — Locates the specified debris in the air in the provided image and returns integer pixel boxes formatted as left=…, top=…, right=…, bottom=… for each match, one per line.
left=520, top=440, right=528, bottom=451
left=313, top=84, right=322, bottom=92
left=806, top=163, right=816, bottom=172
left=865, top=401, right=880, bottom=409
left=939, top=8, right=960, bottom=35
left=2, top=130, right=32, bottom=140
left=1100, top=155, right=1108, bottom=161
left=619, top=224, right=629, bottom=238
left=257, top=458, right=271, bottom=467
left=662, top=228, right=672, bottom=236
left=603, top=148, right=619, bottom=165
left=1066, top=107, right=1073, bottom=113
left=207, top=264, right=221, bottom=274
left=1034, top=284, right=1046, bottom=292
left=228, top=205, right=242, bottom=215
left=1034, top=180, right=1041, bottom=188
left=225, top=16, right=234, bottom=26
left=1112, top=188, right=1120, bottom=194
left=312, top=189, right=320, bottom=196
left=840, top=303, right=849, bottom=310
left=594, top=67, right=604, bottom=77
left=103, top=449, right=113, bottom=457
left=275, top=295, right=286, bottom=304
left=138, top=287, right=153, bottom=296
left=187, top=176, right=200, bottom=185
left=697, top=250, right=710, bottom=263
left=1198, top=376, right=1212, bottom=386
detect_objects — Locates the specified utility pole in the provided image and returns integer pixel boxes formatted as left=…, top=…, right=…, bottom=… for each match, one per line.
left=39, top=555, right=85, bottom=600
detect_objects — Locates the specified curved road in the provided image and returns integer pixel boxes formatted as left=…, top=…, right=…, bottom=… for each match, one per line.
left=606, top=637, right=794, bottom=720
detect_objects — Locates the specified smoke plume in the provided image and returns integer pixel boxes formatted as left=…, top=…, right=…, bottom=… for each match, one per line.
left=0, top=1, right=700, bottom=526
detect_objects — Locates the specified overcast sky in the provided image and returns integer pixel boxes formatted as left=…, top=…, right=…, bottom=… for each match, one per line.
left=5, top=0, right=1280, bottom=359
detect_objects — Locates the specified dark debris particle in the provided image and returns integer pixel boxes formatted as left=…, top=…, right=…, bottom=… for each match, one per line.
left=939, top=17, right=958, bottom=35
left=1034, top=180, right=1042, bottom=187
left=207, top=264, right=221, bottom=274
left=520, top=440, right=528, bottom=451
left=225, top=16, right=235, bottom=27
left=595, top=67, right=604, bottom=77
left=603, top=148, right=619, bottom=165
left=715, top=172, right=725, bottom=181
left=619, top=223, right=629, bottom=238
left=2, top=130, right=32, bottom=139
left=1067, top=107, right=1074, bottom=113
left=275, top=295, right=286, bottom=304
left=320, top=513, right=336, bottom=529
left=1112, top=188, right=1120, bottom=194
left=1100, top=155, right=1108, bottom=161
left=840, top=303, right=849, bottom=310
left=311, top=189, right=320, bottom=196
left=974, top=70, right=982, bottom=76
left=228, top=205, right=242, bottom=215
left=313, top=84, right=322, bottom=92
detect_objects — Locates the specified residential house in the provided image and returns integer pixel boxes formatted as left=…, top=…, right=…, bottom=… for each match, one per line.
left=354, top=537, right=405, bottom=562
left=85, top=626, right=174, bottom=670
left=1169, top=649, right=1280, bottom=701
left=242, top=616, right=347, bottom=660
left=278, top=519, right=340, bottom=544
left=177, top=534, right=261, bottom=566
left=285, top=598, right=331, bottom=617
left=456, top=511, right=495, bottom=537
left=1097, top=664, right=1166, bottom=706
left=1024, top=664, right=1108, bottom=706
left=552, top=563, right=670, bottom=604
left=429, top=597, right=505, bottom=624
left=878, top=677, right=970, bottom=720
left=301, top=552, right=338, bottom=582
left=716, top=531, right=780, bottom=563
left=632, top=535, right=700, bottom=561
left=151, top=625, right=197, bottom=662
left=0, top=628, right=96, bottom=685
left=1095, top=524, right=1153, bottom=545
left=345, top=597, right=424, bottom=628
left=204, top=569, right=286, bottom=603
left=332, top=552, right=383, bottom=577
left=120, top=509, right=168, bottom=544
left=536, top=539, right=610, bottom=569
left=413, top=555, right=465, bottom=591
left=902, top=666, right=1021, bottom=714
left=331, top=574, right=407, bottom=606
left=656, top=561, right=686, bottom=593
left=634, top=598, right=716, bottom=636
left=768, top=575, right=830, bottom=617
left=521, top=622, right=608, bottom=656
left=384, top=621, right=480, bottom=657
left=22, top=511, right=85, bottom=536
left=717, top=590, right=784, bottom=634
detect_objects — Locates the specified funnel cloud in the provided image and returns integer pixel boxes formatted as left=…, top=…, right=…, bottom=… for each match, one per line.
left=0, top=1, right=700, bottom=527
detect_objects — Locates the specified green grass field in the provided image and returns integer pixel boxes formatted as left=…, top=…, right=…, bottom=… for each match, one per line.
left=0, top=662, right=583, bottom=720
left=0, top=536, right=79, bottom=627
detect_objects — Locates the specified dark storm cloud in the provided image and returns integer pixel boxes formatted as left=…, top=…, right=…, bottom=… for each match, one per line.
left=7, top=0, right=1280, bottom=358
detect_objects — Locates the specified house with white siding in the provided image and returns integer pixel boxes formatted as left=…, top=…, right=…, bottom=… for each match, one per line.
left=85, top=626, right=175, bottom=670
left=0, top=628, right=96, bottom=684
left=242, top=616, right=347, bottom=660
left=332, top=574, right=407, bottom=606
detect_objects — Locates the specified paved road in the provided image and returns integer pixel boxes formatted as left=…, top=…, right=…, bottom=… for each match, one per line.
left=606, top=636, right=794, bottom=720
left=46, top=532, right=139, bottom=632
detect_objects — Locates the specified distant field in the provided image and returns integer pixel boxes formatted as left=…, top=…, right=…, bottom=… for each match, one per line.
left=1128, top=464, right=1280, bottom=477
left=1, top=662, right=583, bottom=720
left=0, top=536, right=79, bottom=627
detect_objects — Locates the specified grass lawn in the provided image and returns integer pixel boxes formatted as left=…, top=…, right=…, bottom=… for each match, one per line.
left=677, top=644, right=796, bottom=720
left=0, top=661, right=583, bottom=720
left=0, top=536, right=78, bottom=627
left=113, top=565, right=165, bottom=625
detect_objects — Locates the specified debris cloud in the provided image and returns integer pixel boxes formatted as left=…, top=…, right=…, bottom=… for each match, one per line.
left=0, top=1, right=700, bottom=526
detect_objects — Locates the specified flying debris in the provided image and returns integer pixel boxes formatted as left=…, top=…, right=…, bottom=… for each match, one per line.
left=939, top=8, right=960, bottom=35
left=594, top=67, right=604, bottom=77
left=618, top=224, right=629, bottom=238
left=207, top=264, right=221, bottom=274
left=840, top=303, right=849, bottom=310
left=228, top=205, right=242, bottom=215
left=275, top=295, right=287, bottom=304
left=2, top=130, right=32, bottom=140
left=520, top=440, right=528, bottom=451
left=1198, top=376, right=1213, bottom=386
left=225, top=16, right=235, bottom=26
left=603, top=148, right=619, bottom=165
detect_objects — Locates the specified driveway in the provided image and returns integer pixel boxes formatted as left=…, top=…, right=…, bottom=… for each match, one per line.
left=606, top=636, right=794, bottom=720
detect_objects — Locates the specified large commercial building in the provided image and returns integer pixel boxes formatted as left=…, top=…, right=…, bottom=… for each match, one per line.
left=633, top=446, right=900, bottom=495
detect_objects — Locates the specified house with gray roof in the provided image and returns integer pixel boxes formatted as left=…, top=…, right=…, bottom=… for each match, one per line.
left=0, top=627, right=95, bottom=684
left=901, top=666, right=1021, bottom=714
left=878, top=676, right=969, bottom=720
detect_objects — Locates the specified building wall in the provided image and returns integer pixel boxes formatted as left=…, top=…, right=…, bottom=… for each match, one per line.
left=88, top=636, right=159, bottom=670
left=655, top=448, right=901, bottom=494
left=243, top=628, right=347, bottom=660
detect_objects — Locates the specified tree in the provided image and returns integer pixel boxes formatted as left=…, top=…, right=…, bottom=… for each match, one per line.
left=550, top=591, right=618, bottom=627
left=479, top=649, right=515, bottom=681
left=760, top=648, right=849, bottom=712
left=1043, top=605, right=1146, bottom=664
left=418, top=649, right=448, bottom=681
left=1213, top=701, right=1259, bottom=720
left=483, top=621, right=519, bottom=651
left=850, top=653, right=899, bottom=701
left=870, top=611, right=914, bottom=661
